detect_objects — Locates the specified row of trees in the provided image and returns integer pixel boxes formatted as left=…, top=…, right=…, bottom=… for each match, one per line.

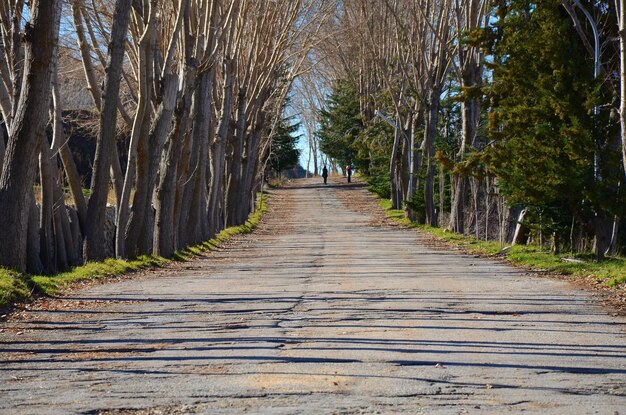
left=314, top=0, right=626, bottom=257
left=0, top=0, right=331, bottom=273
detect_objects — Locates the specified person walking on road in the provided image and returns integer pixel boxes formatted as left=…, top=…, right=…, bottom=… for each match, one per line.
left=346, top=164, right=352, bottom=183
left=322, top=166, right=328, bottom=185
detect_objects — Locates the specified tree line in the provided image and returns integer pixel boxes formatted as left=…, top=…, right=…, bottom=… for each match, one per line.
left=2, top=0, right=625, bottom=275
left=0, top=0, right=333, bottom=273
left=313, top=0, right=626, bottom=258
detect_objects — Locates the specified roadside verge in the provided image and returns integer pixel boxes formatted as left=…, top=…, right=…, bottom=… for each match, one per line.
left=373, top=196, right=626, bottom=314
left=0, top=194, right=269, bottom=313
left=329, top=179, right=626, bottom=315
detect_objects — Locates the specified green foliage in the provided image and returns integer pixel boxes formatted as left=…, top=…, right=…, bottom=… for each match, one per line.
left=366, top=170, right=391, bottom=199
left=361, top=120, right=394, bottom=198
left=269, top=115, right=301, bottom=175
left=317, top=79, right=394, bottom=197
left=377, top=194, right=626, bottom=287
left=485, top=0, right=624, bottom=238
left=317, top=79, right=363, bottom=166
left=0, top=269, right=31, bottom=310
left=30, top=256, right=170, bottom=295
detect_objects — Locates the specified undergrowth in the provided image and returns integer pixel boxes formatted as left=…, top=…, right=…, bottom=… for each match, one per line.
left=0, top=194, right=269, bottom=311
left=378, top=198, right=626, bottom=287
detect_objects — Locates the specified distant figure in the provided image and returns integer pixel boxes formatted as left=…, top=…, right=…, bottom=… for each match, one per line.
left=322, top=166, right=328, bottom=184
left=346, top=164, right=352, bottom=183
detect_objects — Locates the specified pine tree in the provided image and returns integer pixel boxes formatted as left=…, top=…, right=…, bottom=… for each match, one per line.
left=316, top=79, right=395, bottom=195
left=486, top=0, right=597, bottom=243
left=316, top=80, right=363, bottom=167
left=269, top=114, right=302, bottom=176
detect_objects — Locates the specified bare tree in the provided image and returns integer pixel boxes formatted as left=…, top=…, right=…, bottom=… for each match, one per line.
left=83, top=0, right=133, bottom=261
left=0, top=0, right=341, bottom=271
left=0, top=0, right=60, bottom=272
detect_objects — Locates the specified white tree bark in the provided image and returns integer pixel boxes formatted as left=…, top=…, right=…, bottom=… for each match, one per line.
left=619, top=0, right=626, bottom=182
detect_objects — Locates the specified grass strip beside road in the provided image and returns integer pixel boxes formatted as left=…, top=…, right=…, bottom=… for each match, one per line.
left=378, top=198, right=626, bottom=288
left=0, top=194, right=269, bottom=311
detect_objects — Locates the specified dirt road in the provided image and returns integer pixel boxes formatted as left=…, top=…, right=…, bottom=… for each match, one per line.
left=1, top=179, right=625, bottom=414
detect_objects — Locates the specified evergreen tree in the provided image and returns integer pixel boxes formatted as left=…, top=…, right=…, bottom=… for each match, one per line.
left=269, top=114, right=302, bottom=176
left=486, top=0, right=598, bottom=241
left=316, top=80, right=363, bottom=167
left=316, top=79, right=394, bottom=196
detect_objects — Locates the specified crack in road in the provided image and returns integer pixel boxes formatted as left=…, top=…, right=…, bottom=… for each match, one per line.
left=0, top=179, right=625, bottom=414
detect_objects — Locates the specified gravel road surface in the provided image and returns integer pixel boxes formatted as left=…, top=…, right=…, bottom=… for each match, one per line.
left=1, top=179, right=625, bottom=414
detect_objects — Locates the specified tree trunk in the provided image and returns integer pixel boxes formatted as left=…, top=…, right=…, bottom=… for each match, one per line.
left=44, top=5, right=76, bottom=271
left=439, top=163, right=445, bottom=220
left=449, top=176, right=465, bottom=233
left=153, top=57, right=197, bottom=257
left=126, top=74, right=178, bottom=257
left=593, top=215, right=614, bottom=259
left=59, top=145, right=87, bottom=230
left=50, top=165, right=70, bottom=271
left=0, top=73, right=11, bottom=127
left=179, top=70, right=211, bottom=247
left=175, top=91, right=199, bottom=249
left=9, top=0, right=25, bottom=122
left=239, top=111, right=266, bottom=223
left=225, top=87, right=247, bottom=227
left=617, top=0, right=626, bottom=184
left=208, top=62, right=235, bottom=235
left=312, top=137, right=319, bottom=177
left=389, top=116, right=403, bottom=209
left=0, top=40, right=13, bottom=117
left=26, top=189, right=43, bottom=274
left=54, top=181, right=78, bottom=267
left=484, top=174, right=491, bottom=240
left=68, top=207, right=83, bottom=263
left=153, top=124, right=183, bottom=258
left=71, top=0, right=102, bottom=110
left=39, top=149, right=56, bottom=274
left=424, top=90, right=440, bottom=227
left=116, top=18, right=155, bottom=259
left=470, top=177, right=480, bottom=239
left=406, top=114, right=418, bottom=221
left=0, top=0, right=58, bottom=272
left=0, top=125, right=6, bottom=184
left=399, top=136, right=408, bottom=204
left=84, top=0, right=133, bottom=261
left=193, top=70, right=214, bottom=243
left=306, top=139, right=312, bottom=178
left=449, top=46, right=483, bottom=233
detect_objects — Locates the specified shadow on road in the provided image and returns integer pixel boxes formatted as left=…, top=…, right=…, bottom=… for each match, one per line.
left=1, top=180, right=625, bottom=412
left=2, top=289, right=625, bottom=383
